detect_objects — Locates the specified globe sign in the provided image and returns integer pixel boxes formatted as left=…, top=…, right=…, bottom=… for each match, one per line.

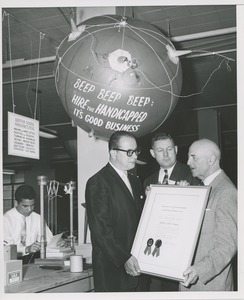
left=54, top=15, right=182, bottom=140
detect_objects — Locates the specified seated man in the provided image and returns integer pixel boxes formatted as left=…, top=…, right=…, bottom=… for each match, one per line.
left=4, top=184, right=55, bottom=263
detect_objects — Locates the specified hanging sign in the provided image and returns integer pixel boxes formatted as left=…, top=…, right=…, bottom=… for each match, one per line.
left=55, top=15, right=182, bottom=140
left=8, top=112, right=39, bottom=159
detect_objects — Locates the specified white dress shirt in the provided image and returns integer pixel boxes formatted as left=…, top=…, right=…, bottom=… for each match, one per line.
left=4, top=207, right=53, bottom=256
left=158, top=163, right=176, bottom=185
left=203, top=169, right=222, bottom=186
left=109, top=162, right=133, bottom=196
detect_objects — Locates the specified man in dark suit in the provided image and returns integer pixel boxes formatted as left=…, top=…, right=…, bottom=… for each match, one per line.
left=144, top=132, right=198, bottom=190
left=143, top=132, right=199, bottom=291
left=85, top=131, right=150, bottom=292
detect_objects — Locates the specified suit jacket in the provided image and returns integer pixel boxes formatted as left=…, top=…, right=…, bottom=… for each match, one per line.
left=85, top=163, right=146, bottom=292
left=143, top=161, right=199, bottom=189
left=180, top=171, right=237, bottom=291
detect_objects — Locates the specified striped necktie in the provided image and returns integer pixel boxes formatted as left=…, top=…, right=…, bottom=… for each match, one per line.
left=162, top=169, right=169, bottom=185
left=20, top=216, right=26, bottom=246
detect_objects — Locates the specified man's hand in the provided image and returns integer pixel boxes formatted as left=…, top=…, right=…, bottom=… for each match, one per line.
left=25, top=241, right=41, bottom=254
left=57, top=239, right=69, bottom=248
left=180, top=266, right=199, bottom=287
left=176, top=180, right=190, bottom=187
left=124, top=255, right=141, bottom=276
left=145, top=186, right=151, bottom=196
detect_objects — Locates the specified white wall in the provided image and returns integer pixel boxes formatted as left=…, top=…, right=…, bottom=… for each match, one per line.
left=77, top=127, right=108, bottom=243
left=76, top=6, right=116, bottom=244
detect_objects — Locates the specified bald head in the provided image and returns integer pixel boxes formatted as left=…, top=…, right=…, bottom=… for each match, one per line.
left=191, top=139, right=221, bottom=159
left=187, top=139, right=221, bottom=180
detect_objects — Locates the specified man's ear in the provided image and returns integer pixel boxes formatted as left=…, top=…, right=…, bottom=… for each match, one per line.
left=110, top=149, right=117, bottom=160
left=209, top=154, right=217, bottom=165
left=150, top=149, right=156, bottom=158
left=175, top=145, right=178, bottom=155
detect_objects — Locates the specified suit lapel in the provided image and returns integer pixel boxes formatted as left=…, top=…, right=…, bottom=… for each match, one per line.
left=128, top=173, right=141, bottom=209
left=170, top=162, right=180, bottom=181
left=204, top=171, right=226, bottom=209
left=108, top=164, right=137, bottom=204
left=152, top=171, right=159, bottom=184
left=128, top=173, right=136, bottom=197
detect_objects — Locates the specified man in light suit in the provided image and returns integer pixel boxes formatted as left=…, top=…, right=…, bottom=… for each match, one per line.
left=143, top=132, right=199, bottom=291
left=85, top=131, right=150, bottom=292
left=180, top=139, right=237, bottom=291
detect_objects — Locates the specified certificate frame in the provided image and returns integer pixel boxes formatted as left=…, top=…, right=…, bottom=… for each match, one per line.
left=131, top=184, right=211, bottom=282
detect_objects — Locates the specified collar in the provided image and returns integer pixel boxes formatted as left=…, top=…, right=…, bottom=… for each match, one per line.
left=203, top=169, right=222, bottom=185
left=13, top=207, right=23, bottom=217
left=160, top=162, right=176, bottom=178
left=13, top=207, right=30, bottom=220
left=109, top=161, right=128, bottom=178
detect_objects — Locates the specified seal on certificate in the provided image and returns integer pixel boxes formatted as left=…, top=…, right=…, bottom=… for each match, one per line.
left=152, top=239, right=162, bottom=257
left=144, top=238, right=154, bottom=255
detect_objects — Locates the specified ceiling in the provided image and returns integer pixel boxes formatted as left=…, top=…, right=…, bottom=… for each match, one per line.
left=2, top=5, right=238, bottom=169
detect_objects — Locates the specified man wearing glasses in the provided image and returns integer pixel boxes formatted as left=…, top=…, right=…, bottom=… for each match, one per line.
left=85, top=131, right=149, bottom=292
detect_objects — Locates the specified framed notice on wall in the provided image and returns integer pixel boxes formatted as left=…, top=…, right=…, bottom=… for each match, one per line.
left=8, top=112, right=39, bottom=159
left=131, top=185, right=211, bottom=282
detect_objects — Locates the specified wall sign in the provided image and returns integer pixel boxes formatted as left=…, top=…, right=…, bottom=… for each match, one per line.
left=8, top=112, right=39, bottom=159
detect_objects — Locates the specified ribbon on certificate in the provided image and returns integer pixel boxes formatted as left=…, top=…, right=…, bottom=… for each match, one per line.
left=144, top=238, right=154, bottom=255
left=152, top=239, right=162, bottom=257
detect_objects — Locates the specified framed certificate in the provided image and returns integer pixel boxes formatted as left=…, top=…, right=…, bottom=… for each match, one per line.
left=131, top=184, right=211, bottom=282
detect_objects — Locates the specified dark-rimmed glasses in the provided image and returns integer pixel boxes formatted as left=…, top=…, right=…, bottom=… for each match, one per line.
left=113, top=147, right=141, bottom=157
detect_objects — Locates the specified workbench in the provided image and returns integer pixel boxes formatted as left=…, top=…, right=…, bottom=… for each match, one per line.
left=4, top=262, right=94, bottom=293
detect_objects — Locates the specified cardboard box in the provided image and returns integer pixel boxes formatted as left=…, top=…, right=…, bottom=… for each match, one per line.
left=4, top=260, right=22, bottom=286
left=4, top=245, right=17, bottom=261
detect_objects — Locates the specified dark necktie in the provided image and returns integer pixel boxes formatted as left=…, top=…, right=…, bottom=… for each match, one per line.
left=162, top=169, right=169, bottom=185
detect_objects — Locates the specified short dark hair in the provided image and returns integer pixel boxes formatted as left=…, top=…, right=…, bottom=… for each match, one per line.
left=108, top=131, right=136, bottom=151
left=15, top=185, right=36, bottom=203
left=151, top=132, right=175, bottom=148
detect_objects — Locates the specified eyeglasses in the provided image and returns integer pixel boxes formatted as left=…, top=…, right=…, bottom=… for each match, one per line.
left=113, top=147, right=141, bottom=157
